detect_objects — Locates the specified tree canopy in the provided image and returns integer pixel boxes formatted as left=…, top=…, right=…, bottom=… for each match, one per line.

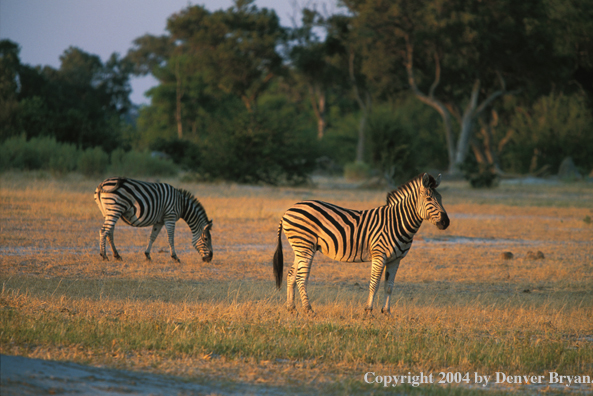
left=3, top=0, right=593, bottom=183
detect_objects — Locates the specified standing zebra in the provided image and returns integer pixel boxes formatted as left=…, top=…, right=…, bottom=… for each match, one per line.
left=94, top=177, right=213, bottom=263
left=273, top=173, right=449, bottom=315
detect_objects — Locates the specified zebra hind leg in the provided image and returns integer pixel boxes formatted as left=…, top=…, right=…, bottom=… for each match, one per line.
left=106, top=228, right=122, bottom=261
left=294, top=252, right=316, bottom=315
left=100, top=219, right=121, bottom=261
left=99, top=226, right=109, bottom=261
left=286, top=259, right=298, bottom=312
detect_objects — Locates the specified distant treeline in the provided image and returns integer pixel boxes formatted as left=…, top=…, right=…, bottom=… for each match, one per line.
left=1, top=0, right=593, bottom=183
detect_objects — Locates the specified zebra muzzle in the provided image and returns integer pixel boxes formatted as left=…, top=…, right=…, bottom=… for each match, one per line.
left=202, top=252, right=213, bottom=262
left=436, top=213, right=450, bottom=230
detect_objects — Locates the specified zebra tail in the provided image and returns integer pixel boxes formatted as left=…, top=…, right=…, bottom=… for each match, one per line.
left=273, top=219, right=283, bottom=289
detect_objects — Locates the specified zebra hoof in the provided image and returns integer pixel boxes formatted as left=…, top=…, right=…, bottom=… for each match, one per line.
left=303, top=306, right=315, bottom=317
left=100, top=254, right=109, bottom=261
left=114, top=255, right=123, bottom=261
left=287, top=306, right=296, bottom=313
left=381, top=307, right=391, bottom=316
left=171, top=256, right=180, bottom=263
left=363, top=308, right=373, bottom=318
left=145, top=253, right=152, bottom=261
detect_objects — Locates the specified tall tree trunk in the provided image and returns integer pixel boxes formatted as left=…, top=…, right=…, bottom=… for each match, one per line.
left=405, top=37, right=511, bottom=174
left=454, top=79, right=481, bottom=170
left=404, top=38, right=456, bottom=172
left=308, top=83, right=326, bottom=140
left=175, top=60, right=183, bottom=139
left=452, top=75, right=508, bottom=172
left=473, top=110, right=505, bottom=174
left=355, top=99, right=369, bottom=163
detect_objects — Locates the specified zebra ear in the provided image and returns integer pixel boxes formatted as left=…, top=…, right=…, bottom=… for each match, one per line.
left=422, top=173, right=431, bottom=188
left=434, top=174, right=442, bottom=188
left=204, top=220, right=213, bottom=232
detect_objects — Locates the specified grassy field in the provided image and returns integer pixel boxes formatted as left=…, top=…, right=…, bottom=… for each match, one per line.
left=1, top=171, right=592, bottom=395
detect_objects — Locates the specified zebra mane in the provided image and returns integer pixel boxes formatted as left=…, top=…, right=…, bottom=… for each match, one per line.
left=178, top=188, right=210, bottom=222
left=386, top=173, right=435, bottom=206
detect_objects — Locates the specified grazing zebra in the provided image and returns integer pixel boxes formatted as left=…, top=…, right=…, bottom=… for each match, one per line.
left=94, top=177, right=213, bottom=263
left=273, top=173, right=449, bottom=315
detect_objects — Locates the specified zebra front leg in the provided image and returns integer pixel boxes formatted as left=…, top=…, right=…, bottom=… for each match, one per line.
left=145, top=223, right=164, bottom=261
left=164, top=219, right=180, bottom=262
left=381, top=259, right=401, bottom=315
left=364, top=256, right=386, bottom=316
left=286, top=259, right=298, bottom=312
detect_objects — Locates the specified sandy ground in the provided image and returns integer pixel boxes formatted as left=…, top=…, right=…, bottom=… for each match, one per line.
left=0, top=354, right=315, bottom=396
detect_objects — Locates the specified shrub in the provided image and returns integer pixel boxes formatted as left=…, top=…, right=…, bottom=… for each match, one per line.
left=344, top=162, right=372, bottom=180
left=77, top=147, right=109, bottom=177
left=108, top=149, right=178, bottom=177
left=149, top=138, right=201, bottom=171
left=199, top=102, right=317, bottom=185
left=503, top=92, right=593, bottom=174
left=0, top=135, right=79, bottom=173
left=367, top=105, right=421, bottom=184
left=460, top=158, right=499, bottom=188
left=48, top=142, right=79, bottom=174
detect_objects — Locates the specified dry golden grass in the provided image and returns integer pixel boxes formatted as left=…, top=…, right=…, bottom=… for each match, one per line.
left=1, top=171, right=592, bottom=394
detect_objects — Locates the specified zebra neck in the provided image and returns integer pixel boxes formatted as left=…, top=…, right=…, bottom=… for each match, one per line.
left=390, top=193, right=423, bottom=235
left=182, top=202, right=208, bottom=236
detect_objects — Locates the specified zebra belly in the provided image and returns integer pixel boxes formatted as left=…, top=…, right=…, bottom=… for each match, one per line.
left=120, top=206, right=164, bottom=228
left=317, top=240, right=370, bottom=263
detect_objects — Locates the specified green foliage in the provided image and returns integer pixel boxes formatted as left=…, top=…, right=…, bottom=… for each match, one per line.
left=344, top=162, right=372, bottom=181
left=0, top=40, right=133, bottom=151
left=320, top=112, right=359, bottom=167
left=5, top=0, right=593, bottom=184
left=200, top=98, right=317, bottom=184
left=109, top=148, right=178, bottom=177
left=460, top=158, right=499, bottom=189
left=0, top=135, right=79, bottom=173
left=0, top=136, right=177, bottom=178
left=503, top=93, right=593, bottom=174
left=366, top=100, right=447, bottom=184
left=367, top=106, right=418, bottom=183
left=149, top=138, right=201, bottom=171
left=77, top=147, right=109, bottom=177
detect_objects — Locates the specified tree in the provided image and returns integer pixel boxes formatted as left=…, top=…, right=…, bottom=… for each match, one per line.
left=167, top=0, right=285, bottom=113
left=1, top=41, right=133, bottom=150
left=288, top=8, right=348, bottom=139
left=345, top=0, right=563, bottom=174
left=127, top=0, right=286, bottom=144
left=0, top=40, right=22, bottom=140
left=324, top=13, right=373, bottom=163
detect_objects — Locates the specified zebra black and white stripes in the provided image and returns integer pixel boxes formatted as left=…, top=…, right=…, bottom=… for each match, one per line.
left=273, top=173, right=449, bottom=315
left=94, top=177, right=213, bottom=262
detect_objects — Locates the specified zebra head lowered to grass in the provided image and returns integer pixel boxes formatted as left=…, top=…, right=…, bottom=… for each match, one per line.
left=273, top=172, right=449, bottom=316
left=94, top=177, right=213, bottom=263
